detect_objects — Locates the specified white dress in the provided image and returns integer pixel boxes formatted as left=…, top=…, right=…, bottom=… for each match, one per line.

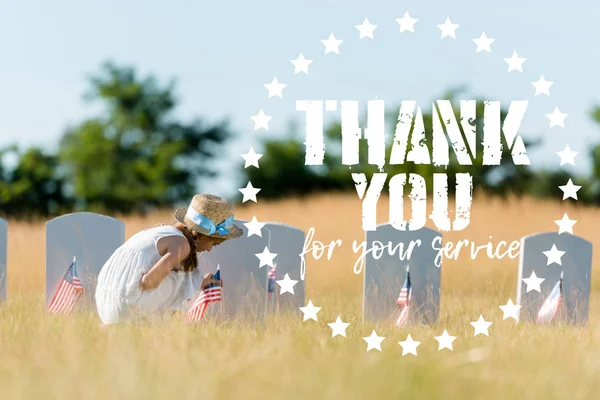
left=95, top=225, right=204, bottom=324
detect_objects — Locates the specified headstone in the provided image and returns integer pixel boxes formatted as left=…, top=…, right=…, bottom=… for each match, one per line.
left=0, top=218, right=6, bottom=302
left=46, top=212, right=125, bottom=311
left=516, top=232, right=593, bottom=325
left=363, top=223, right=442, bottom=325
left=264, top=222, right=306, bottom=317
left=196, top=218, right=270, bottom=324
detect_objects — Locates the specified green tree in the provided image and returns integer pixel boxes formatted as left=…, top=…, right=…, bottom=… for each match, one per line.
left=0, top=146, right=72, bottom=218
left=58, top=62, right=234, bottom=214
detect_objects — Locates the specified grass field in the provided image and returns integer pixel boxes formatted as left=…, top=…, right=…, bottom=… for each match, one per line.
left=2, top=193, right=600, bottom=399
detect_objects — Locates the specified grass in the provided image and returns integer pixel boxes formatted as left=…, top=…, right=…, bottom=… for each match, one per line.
left=1, top=192, right=599, bottom=399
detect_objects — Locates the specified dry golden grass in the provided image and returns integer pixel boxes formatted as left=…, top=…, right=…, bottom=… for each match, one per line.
left=2, top=193, right=600, bottom=399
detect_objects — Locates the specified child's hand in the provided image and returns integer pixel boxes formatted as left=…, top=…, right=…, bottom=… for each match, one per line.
left=201, top=273, right=223, bottom=289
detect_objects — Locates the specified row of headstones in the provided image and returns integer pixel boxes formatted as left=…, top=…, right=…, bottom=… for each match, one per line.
left=0, top=212, right=593, bottom=325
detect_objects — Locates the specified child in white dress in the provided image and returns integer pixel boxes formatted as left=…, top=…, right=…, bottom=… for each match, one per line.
left=95, top=194, right=243, bottom=324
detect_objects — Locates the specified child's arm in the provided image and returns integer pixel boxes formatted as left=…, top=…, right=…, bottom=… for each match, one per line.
left=139, top=236, right=191, bottom=291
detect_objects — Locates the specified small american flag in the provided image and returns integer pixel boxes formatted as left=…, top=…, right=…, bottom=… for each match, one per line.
left=185, top=266, right=222, bottom=323
left=395, top=265, right=412, bottom=327
left=536, top=272, right=563, bottom=324
left=48, top=256, right=84, bottom=314
left=268, top=266, right=277, bottom=296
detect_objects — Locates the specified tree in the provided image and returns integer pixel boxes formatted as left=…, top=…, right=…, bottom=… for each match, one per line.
left=0, top=146, right=72, bottom=218
left=58, top=62, right=234, bottom=214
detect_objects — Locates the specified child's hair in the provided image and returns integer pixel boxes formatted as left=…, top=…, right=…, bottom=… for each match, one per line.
left=179, top=226, right=201, bottom=272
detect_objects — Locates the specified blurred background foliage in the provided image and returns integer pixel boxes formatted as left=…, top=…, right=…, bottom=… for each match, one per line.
left=1, top=61, right=599, bottom=219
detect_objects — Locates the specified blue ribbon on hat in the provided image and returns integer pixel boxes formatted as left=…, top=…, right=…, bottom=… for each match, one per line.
left=186, top=206, right=233, bottom=236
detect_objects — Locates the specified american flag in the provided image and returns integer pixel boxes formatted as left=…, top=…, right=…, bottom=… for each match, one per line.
left=185, top=266, right=222, bottom=323
left=395, top=265, right=412, bottom=327
left=48, top=256, right=84, bottom=314
left=268, top=266, right=277, bottom=296
left=267, top=265, right=277, bottom=311
left=536, top=272, right=563, bottom=324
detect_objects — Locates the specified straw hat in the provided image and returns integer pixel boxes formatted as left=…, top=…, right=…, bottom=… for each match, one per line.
left=174, top=194, right=243, bottom=240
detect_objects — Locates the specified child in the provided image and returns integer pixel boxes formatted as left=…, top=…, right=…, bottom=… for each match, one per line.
left=95, top=194, right=242, bottom=324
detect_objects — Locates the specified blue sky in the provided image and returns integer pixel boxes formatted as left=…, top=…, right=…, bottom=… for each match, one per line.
left=0, top=0, right=598, bottom=198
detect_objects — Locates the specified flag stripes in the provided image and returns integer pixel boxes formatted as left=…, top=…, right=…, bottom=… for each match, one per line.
left=48, top=257, right=84, bottom=314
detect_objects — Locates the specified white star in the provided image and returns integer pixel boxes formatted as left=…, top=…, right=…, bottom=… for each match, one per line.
left=355, top=18, right=377, bottom=39
left=276, top=273, right=298, bottom=295
left=299, top=300, right=321, bottom=322
left=250, top=109, right=272, bottom=130
left=264, top=77, right=286, bottom=99
left=289, top=53, right=313, bottom=74
left=238, top=181, right=261, bottom=203
left=437, top=17, right=459, bottom=39
left=531, top=75, right=553, bottom=96
left=470, top=315, right=493, bottom=336
left=556, top=145, right=578, bottom=166
left=328, top=316, right=350, bottom=338
left=543, top=244, right=566, bottom=266
left=472, top=31, right=495, bottom=53
left=498, top=298, right=521, bottom=321
left=241, top=146, right=263, bottom=169
left=320, top=33, right=343, bottom=54
left=398, top=334, right=421, bottom=356
left=522, top=271, right=545, bottom=293
left=554, top=213, right=577, bottom=235
left=363, top=330, right=385, bottom=352
left=504, top=51, right=527, bottom=72
left=546, top=107, right=568, bottom=128
left=243, top=216, right=265, bottom=237
left=254, top=246, right=277, bottom=268
left=433, top=330, right=456, bottom=351
left=559, top=179, right=581, bottom=200
left=395, top=12, right=418, bottom=33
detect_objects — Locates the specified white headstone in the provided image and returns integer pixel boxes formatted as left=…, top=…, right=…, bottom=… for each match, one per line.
left=197, top=218, right=270, bottom=324
left=0, top=218, right=6, bottom=302
left=516, top=232, right=593, bottom=325
left=45, top=212, right=125, bottom=311
left=363, top=223, right=442, bottom=325
left=264, top=222, right=305, bottom=317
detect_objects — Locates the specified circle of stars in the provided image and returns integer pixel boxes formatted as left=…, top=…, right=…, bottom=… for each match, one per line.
left=239, top=11, right=577, bottom=355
